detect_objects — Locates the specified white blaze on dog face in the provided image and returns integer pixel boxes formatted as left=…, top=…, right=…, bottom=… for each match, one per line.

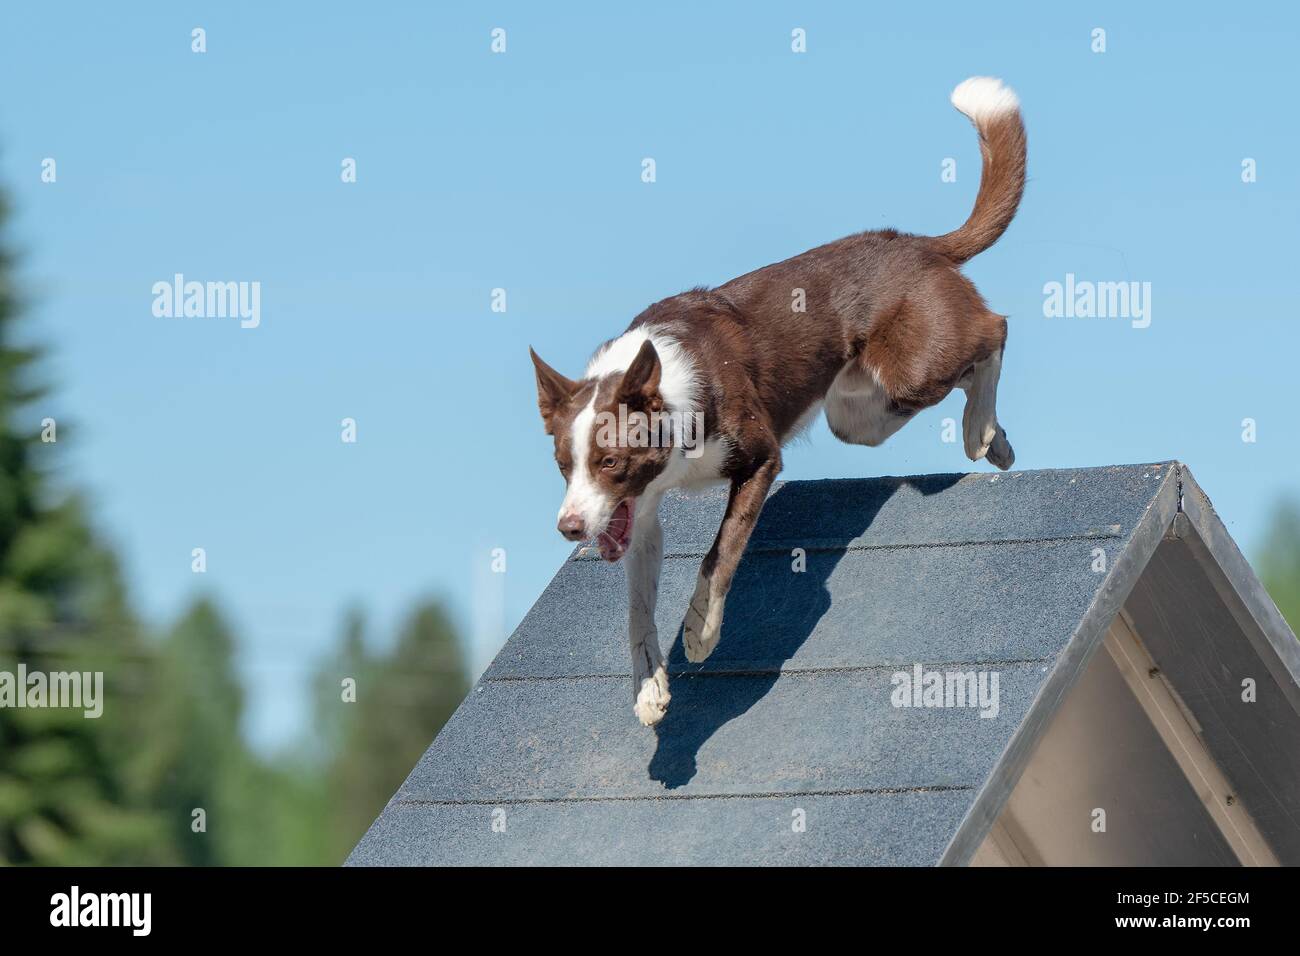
left=558, top=394, right=622, bottom=551
left=530, top=338, right=681, bottom=562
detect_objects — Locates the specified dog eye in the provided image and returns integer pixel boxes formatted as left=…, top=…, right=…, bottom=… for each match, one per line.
left=601, top=455, right=619, bottom=470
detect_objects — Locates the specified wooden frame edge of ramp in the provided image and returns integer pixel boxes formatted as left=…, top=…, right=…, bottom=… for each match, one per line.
left=347, top=461, right=1300, bottom=867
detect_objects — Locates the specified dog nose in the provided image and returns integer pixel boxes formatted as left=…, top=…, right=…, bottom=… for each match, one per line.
left=557, top=514, right=586, bottom=541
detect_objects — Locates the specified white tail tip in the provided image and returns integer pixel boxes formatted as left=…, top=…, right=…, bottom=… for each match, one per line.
left=951, top=76, right=1019, bottom=123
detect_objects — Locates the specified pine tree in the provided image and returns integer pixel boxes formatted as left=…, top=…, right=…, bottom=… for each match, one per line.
left=0, top=187, right=169, bottom=864
left=315, top=600, right=469, bottom=861
left=141, top=599, right=248, bottom=865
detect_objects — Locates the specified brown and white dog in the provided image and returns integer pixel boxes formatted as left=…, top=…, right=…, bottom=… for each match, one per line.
left=530, top=77, right=1026, bottom=726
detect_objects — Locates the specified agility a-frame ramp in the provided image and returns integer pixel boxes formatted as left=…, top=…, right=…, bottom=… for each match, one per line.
left=349, top=462, right=1300, bottom=866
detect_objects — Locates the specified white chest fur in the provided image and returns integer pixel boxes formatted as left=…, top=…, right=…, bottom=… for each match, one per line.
left=650, top=436, right=732, bottom=494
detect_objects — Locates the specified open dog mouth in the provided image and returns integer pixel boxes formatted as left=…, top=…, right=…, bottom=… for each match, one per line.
left=596, top=498, right=635, bottom=562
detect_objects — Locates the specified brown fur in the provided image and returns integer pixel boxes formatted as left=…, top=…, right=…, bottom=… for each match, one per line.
left=932, top=110, right=1027, bottom=264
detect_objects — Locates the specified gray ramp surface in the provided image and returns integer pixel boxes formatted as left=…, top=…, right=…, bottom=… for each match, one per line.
left=349, top=462, right=1176, bottom=865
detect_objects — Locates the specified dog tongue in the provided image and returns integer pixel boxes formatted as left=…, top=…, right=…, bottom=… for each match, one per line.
left=598, top=500, right=634, bottom=561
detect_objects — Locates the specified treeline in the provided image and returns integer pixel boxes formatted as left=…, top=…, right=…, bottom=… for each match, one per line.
left=0, top=187, right=468, bottom=865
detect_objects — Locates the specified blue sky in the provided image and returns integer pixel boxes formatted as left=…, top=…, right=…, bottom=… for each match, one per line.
left=1, top=1, right=1296, bottom=749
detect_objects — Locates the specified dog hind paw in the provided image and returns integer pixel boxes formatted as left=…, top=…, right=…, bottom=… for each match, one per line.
left=985, top=427, right=1015, bottom=471
left=963, top=420, right=997, bottom=462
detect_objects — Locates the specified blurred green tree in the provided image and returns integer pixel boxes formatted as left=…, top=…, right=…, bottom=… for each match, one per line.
left=310, top=606, right=369, bottom=766
left=0, top=188, right=170, bottom=864
left=145, top=597, right=339, bottom=865
left=142, top=599, right=250, bottom=865
left=314, top=600, right=469, bottom=862
left=1259, top=498, right=1300, bottom=637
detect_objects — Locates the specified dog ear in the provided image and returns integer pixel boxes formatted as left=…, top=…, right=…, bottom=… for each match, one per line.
left=617, top=339, right=663, bottom=411
left=530, top=347, right=579, bottom=434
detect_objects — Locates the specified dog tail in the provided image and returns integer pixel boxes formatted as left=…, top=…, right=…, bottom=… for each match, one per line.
left=930, top=77, right=1026, bottom=265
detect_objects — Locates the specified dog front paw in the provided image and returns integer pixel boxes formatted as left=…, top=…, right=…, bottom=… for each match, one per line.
left=633, top=665, right=671, bottom=726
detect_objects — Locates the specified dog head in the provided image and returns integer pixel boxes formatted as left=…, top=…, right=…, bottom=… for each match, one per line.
left=530, top=338, right=675, bottom=562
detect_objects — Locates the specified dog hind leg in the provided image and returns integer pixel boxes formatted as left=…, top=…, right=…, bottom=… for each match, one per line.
left=962, top=348, right=1014, bottom=469
left=823, top=362, right=913, bottom=448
